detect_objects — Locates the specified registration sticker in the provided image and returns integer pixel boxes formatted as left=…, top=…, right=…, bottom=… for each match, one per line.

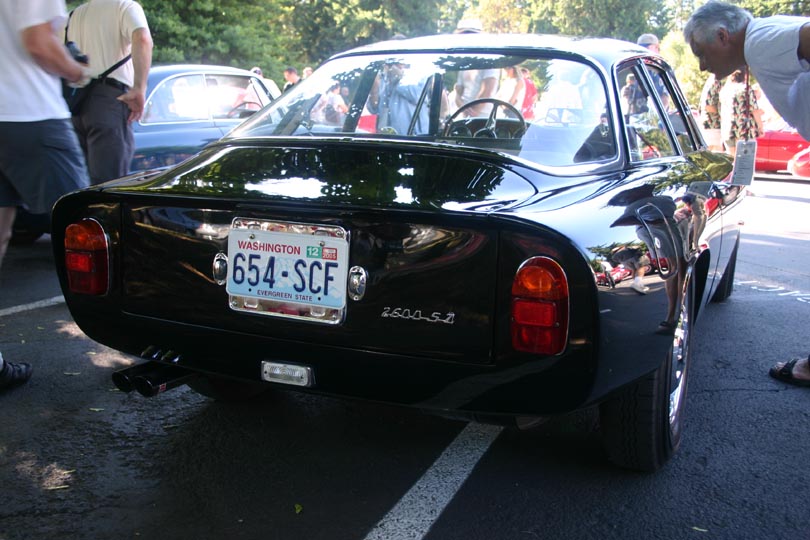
left=226, top=219, right=349, bottom=324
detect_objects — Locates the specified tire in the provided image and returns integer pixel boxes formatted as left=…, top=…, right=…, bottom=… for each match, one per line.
left=600, top=271, right=693, bottom=472
left=711, top=236, right=739, bottom=303
left=187, top=375, right=267, bottom=402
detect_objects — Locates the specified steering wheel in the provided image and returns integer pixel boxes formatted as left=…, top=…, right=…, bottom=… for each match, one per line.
left=227, top=101, right=262, bottom=119
left=443, top=98, right=526, bottom=138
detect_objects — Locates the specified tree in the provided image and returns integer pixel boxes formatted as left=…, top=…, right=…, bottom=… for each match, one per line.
left=520, top=0, right=671, bottom=41
left=477, top=0, right=532, bottom=33
left=739, top=0, right=810, bottom=16
left=661, top=30, right=704, bottom=106
left=140, top=0, right=289, bottom=77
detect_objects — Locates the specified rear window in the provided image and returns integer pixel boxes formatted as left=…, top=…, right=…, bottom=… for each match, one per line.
left=228, top=53, right=616, bottom=168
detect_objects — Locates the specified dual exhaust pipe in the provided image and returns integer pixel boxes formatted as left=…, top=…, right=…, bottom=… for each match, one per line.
left=112, top=355, right=197, bottom=398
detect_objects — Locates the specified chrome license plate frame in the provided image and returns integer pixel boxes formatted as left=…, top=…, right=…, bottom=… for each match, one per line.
left=226, top=218, right=349, bottom=324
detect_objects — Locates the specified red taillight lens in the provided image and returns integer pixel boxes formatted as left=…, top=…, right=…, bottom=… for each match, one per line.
left=64, top=219, right=109, bottom=295
left=510, top=257, right=569, bottom=355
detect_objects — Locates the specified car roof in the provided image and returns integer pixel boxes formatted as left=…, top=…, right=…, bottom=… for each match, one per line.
left=147, top=64, right=259, bottom=85
left=149, top=64, right=258, bottom=77
left=330, top=33, right=651, bottom=73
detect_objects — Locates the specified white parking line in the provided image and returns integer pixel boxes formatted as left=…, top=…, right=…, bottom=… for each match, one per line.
left=363, top=422, right=503, bottom=540
left=0, top=296, right=65, bottom=318
left=4, top=292, right=502, bottom=539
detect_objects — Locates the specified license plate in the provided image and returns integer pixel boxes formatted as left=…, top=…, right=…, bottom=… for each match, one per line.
left=226, top=218, right=349, bottom=324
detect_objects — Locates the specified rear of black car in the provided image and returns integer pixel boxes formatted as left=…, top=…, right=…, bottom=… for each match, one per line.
left=52, top=142, right=604, bottom=416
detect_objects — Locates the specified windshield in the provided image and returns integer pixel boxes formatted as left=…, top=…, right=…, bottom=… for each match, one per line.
left=228, top=52, right=615, bottom=167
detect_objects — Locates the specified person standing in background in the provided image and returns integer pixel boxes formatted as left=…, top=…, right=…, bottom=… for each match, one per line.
left=282, top=67, right=301, bottom=92
left=496, top=66, right=525, bottom=108
left=66, top=0, right=152, bottom=184
left=699, top=74, right=725, bottom=150
left=718, top=67, right=762, bottom=156
left=0, top=0, right=91, bottom=390
left=520, top=67, right=537, bottom=120
left=636, top=33, right=671, bottom=109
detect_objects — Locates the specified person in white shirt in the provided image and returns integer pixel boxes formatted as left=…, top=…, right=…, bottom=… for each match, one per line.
left=0, top=0, right=91, bottom=390
left=684, top=1, right=810, bottom=139
left=685, top=0, right=810, bottom=387
left=66, top=0, right=153, bottom=184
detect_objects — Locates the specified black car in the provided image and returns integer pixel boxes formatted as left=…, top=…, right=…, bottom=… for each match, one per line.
left=11, top=65, right=276, bottom=244
left=51, top=34, right=744, bottom=472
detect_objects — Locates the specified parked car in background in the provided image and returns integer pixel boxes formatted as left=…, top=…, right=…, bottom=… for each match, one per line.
left=131, top=64, right=278, bottom=171
left=756, top=125, right=810, bottom=174
left=51, top=34, right=745, bottom=472
left=11, top=64, right=276, bottom=244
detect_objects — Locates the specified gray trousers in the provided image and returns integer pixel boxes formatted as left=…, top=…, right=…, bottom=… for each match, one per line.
left=71, top=82, right=134, bottom=185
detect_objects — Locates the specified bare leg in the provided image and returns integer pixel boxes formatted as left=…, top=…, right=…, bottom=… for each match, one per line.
left=0, top=206, right=17, bottom=272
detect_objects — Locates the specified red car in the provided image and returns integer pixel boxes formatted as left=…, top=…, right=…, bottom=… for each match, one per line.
left=756, top=126, right=810, bottom=173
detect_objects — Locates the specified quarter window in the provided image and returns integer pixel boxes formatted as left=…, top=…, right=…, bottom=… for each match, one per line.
left=644, top=64, right=698, bottom=153
left=619, top=65, right=676, bottom=162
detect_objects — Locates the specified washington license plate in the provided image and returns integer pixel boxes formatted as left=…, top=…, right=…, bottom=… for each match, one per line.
left=226, top=219, right=349, bottom=322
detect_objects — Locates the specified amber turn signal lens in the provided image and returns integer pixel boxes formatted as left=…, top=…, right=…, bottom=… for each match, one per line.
left=512, top=260, right=568, bottom=300
left=510, top=257, right=569, bottom=355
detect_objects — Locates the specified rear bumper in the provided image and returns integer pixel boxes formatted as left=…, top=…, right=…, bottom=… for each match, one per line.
left=70, top=306, right=598, bottom=416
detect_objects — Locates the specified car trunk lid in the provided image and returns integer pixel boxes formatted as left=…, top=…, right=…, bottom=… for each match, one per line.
left=118, top=143, right=540, bottom=365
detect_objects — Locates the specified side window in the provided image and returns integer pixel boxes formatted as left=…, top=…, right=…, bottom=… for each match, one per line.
left=206, top=74, right=264, bottom=119
left=142, top=74, right=207, bottom=124
left=618, top=65, right=676, bottom=162
left=645, top=64, right=699, bottom=153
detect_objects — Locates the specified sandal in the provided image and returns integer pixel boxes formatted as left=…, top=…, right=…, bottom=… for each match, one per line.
left=0, top=358, right=33, bottom=390
left=769, top=357, right=810, bottom=388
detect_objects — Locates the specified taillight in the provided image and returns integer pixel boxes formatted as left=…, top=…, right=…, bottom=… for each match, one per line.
left=64, top=219, right=109, bottom=295
left=510, top=256, right=569, bottom=355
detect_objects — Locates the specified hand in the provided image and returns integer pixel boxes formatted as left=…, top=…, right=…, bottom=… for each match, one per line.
left=66, top=66, right=92, bottom=88
left=117, top=89, right=146, bottom=123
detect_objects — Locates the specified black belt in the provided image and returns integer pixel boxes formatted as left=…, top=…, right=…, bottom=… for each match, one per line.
left=101, top=78, right=128, bottom=92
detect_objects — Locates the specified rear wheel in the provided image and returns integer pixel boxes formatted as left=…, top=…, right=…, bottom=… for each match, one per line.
left=187, top=376, right=267, bottom=402
left=711, top=236, right=739, bottom=303
left=600, top=271, right=693, bottom=472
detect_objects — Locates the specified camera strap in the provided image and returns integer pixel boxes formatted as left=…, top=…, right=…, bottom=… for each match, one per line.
left=64, top=10, right=132, bottom=83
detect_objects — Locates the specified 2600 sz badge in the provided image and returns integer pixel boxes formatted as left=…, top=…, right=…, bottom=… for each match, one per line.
left=226, top=218, right=349, bottom=323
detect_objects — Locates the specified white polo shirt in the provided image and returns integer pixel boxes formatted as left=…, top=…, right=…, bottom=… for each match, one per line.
left=0, top=0, right=71, bottom=122
left=745, top=15, right=810, bottom=140
left=65, top=0, right=149, bottom=87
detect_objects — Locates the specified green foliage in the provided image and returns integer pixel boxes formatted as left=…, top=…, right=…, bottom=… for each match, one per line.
left=661, top=30, right=704, bottom=107
left=525, top=0, right=670, bottom=41
left=122, top=0, right=804, bottom=107
left=738, top=0, right=810, bottom=16
left=141, top=0, right=288, bottom=79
